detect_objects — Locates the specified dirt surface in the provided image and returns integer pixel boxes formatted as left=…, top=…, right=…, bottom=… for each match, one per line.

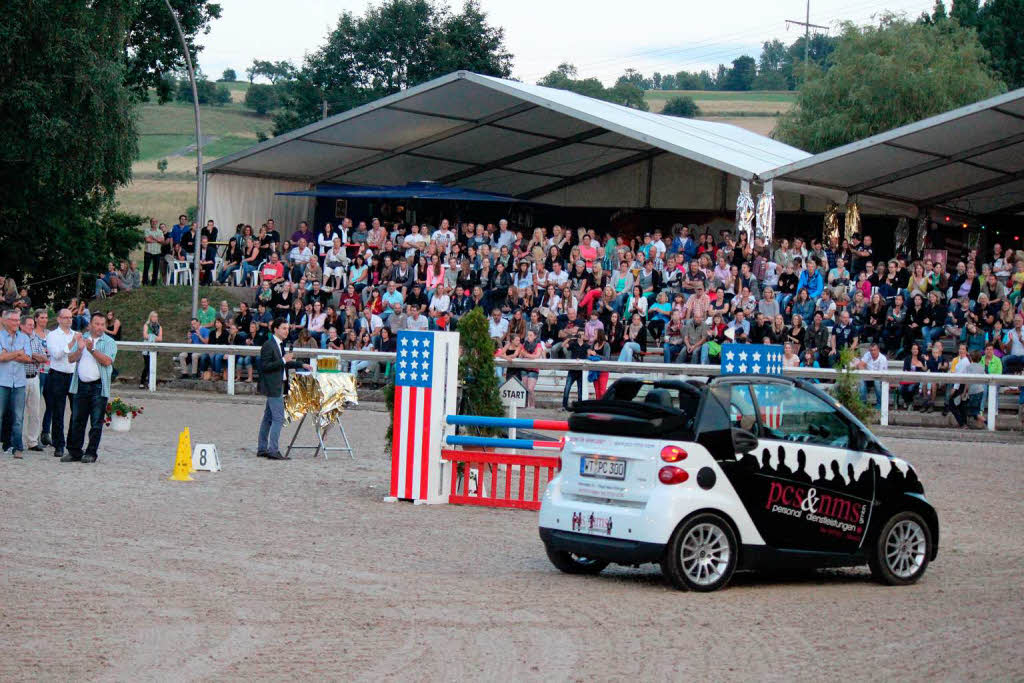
left=2, top=398, right=1022, bottom=680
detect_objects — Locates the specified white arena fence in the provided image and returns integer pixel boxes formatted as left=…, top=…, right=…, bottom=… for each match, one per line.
left=118, top=341, right=1024, bottom=432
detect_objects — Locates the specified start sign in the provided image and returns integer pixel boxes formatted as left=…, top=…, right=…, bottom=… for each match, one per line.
left=499, top=377, right=528, bottom=408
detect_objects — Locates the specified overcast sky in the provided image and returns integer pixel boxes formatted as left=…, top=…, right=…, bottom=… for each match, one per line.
left=198, top=0, right=935, bottom=85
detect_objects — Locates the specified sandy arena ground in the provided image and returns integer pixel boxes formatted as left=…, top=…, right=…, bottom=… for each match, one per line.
left=1, top=396, right=1022, bottom=681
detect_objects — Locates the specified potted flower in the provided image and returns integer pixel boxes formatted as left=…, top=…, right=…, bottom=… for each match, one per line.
left=105, top=397, right=144, bottom=432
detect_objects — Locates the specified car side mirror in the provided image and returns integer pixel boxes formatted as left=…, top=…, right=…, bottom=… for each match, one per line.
left=732, top=428, right=758, bottom=454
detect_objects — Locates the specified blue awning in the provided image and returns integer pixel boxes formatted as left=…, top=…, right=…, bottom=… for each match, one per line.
left=275, top=181, right=533, bottom=203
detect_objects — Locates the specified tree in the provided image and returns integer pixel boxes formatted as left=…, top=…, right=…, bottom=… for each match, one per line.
left=775, top=15, right=1004, bottom=153
left=660, top=73, right=676, bottom=90
left=220, top=68, right=236, bottom=81
left=537, top=64, right=648, bottom=110
left=123, top=0, right=222, bottom=103
left=950, top=0, right=980, bottom=27
left=454, top=308, right=503, bottom=434
left=754, top=39, right=790, bottom=89
left=271, top=0, right=513, bottom=135
left=661, top=95, right=700, bottom=118
left=246, top=59, right=295, bottom=84
left=176, top=76, right=231, bottom=105
left=722, top=55, right=756, bottom=90
left=977, top=0, right=1024, bottom=88
left=157, top=158, right=168, bottom=175
left=1, top=0, right=217, bottom=302
left=244, top=83, right=280, bottom=115
left=781, top=33, right=838, bottom=88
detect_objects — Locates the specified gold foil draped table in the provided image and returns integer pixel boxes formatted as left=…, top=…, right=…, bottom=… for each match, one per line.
left=285, top=372, right=359, bottom=426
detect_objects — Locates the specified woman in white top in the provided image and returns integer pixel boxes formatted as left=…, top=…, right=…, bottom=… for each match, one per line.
left=428, top=286, right=451, bottom=328
left=323, top=237, right=347, bottom=289
left=317, top=223, right=335, bottom=261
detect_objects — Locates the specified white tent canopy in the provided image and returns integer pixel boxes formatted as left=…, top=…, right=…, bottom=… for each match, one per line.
left=204, top=71, right=814, bottom=225
left=759, top=88, right=1024, bottom=218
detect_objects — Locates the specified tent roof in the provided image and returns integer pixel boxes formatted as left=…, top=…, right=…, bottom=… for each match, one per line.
left=759, top=88, right=1024, bottom=217
left=205, top=71, right=809, bottom=198
left=276, top=181, right=530, bottom=202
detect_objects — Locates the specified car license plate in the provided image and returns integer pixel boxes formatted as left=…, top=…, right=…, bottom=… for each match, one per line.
left=580, top=455, right=626, bottom=480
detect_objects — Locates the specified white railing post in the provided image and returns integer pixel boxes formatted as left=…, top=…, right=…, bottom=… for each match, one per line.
left=987, top=384, right=997, bottom=431
left=227, top=354, right=235, bottom=396
left=148, top=351, right=157, bottom=392
left=880, top=381, right=889, bottom=426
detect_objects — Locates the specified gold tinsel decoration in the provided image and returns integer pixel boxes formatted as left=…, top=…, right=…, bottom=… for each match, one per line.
left=844, top=200, right=861, bottom=242
left=823, top=202, right=840, bottom=245
left=285, top=372, right=359, bottom=426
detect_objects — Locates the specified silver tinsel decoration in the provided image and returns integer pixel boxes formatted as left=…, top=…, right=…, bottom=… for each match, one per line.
left=755, top=182, right=775, bottom=245
left=915, top=214, right=928, bottom=257
left=735, top=181, right=755, bottom=243
left=895, top=217, right=910, bottom=256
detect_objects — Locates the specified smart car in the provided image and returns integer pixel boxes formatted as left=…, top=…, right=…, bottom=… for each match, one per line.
left=538, top=375, right=939, bottom=591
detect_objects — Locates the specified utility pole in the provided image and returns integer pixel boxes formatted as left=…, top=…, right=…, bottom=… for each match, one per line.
left=164, top=0, right=205, bottom=318
left=787, top=0, right=828, bottom=81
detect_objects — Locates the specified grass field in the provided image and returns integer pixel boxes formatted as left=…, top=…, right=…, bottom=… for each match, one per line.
left=644, top=89, right=796, bottom=117
left=90, top=285, right=247, bottom=381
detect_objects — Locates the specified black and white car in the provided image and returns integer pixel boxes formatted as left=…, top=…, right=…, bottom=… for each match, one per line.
left=539, top=376, right=939, bottom=591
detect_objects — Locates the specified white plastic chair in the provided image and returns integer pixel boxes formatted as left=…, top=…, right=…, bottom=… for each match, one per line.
left=171, top=261, right=192, bottom=286
left=248, top=260, right=265, bottom=287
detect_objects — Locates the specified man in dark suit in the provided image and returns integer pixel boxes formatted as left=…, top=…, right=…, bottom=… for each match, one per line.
left=257, top=318, right=307, bottom=460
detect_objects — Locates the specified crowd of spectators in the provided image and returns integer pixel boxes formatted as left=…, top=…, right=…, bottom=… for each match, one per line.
left=8, top=209, right=1023, bottom=427
left=136, top=212, right=1023, bottom=423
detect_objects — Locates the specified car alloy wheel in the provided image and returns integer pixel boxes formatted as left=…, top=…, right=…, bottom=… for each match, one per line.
left=680, top=523, right=731, bottom=586
left=885, top=519, right=927, bottom=579
left=662, top=513, right=738, bottom=592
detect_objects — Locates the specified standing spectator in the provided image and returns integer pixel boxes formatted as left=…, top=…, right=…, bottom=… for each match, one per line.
left=45, top=308, right=77, bottom=458
left=561, top=328, right=588, bottom=410
left=139, top=311, right=162, bottom=389
left=62, top=313, right=117, bottom=463
left=21, top=315, right=48, bottom=452
left=257, top=318, right=307, bottom=460
left=143, top=218, right=164, bottom=286
left=32, top=309, right=52, bottom=445
left=0, top=309, right=32, bottom=458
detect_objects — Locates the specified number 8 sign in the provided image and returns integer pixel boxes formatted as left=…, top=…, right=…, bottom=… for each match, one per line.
left=192, top=444, right=222, bottom=472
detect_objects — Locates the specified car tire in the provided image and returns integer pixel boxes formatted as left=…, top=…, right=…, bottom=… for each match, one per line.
left=868, top=511, right=932, bottom=586
left=662, top=513, right=738, bottom=592
left=544, top=545, right=609, bottom=575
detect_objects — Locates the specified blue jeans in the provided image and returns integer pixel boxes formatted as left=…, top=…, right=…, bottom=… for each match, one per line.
left=0, top=385, right=26, bottom=452
left=921, top=326, right=939, bottom=348
left=687, top=344, right=710, bottom=365
left=618, top=341, right=642, bottom=362
left=257, top=396, right=285, bottom=454
left=67, top=380, right=107, bottom=458
left=562, top=371, right=583, bottom=409
left=859, top=380, right=883, bottom=408
left=664, top=343, right=684, bottom=363
left=39, top=372, right=51, bottom=436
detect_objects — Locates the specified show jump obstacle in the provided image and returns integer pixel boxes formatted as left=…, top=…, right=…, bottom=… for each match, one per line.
left=386, top=330, right=568, bottom=509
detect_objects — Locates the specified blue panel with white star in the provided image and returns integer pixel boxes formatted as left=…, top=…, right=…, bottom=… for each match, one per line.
left=396, top=331, right=435, bottom=387
left=719, top=343, right=784, bottom=376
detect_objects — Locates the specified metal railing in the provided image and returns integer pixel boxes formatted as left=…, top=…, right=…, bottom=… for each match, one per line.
left=117, top=341, right=1024, bottom=431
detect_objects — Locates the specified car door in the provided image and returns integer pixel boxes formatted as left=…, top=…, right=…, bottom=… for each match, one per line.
left=710, top=380, right=874, bottom=555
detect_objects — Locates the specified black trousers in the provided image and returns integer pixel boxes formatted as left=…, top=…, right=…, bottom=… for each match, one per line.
left=562, top=370, right=583, bottom=409
left=67, top=380, right=107, bottom=458
left=143, top=252, right=161, bottom=285
left=47, top=370, right=74, bottom=450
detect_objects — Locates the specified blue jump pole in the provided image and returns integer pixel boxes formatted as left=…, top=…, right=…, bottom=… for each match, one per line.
left=445, top=435, right=560, bottom=450
left=445, top=415, right=570, bottom=431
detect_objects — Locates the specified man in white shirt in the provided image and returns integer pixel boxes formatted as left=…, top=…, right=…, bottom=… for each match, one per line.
left=488, top=308, right=509, bottom=344
left=63, top=313, right=117, bottom=463
left=44, top=308, right=77, bottom=458
left=288, top=238, right=314, bottom=282
left=402, top=224, right=426, bottom=259
left=548, top=261, right=568, bottom=287
left=431, top=219, right=456, bottom=254
left=404, top=305, right=429, bottom=332
left=857, top=343, right=889, bottom=408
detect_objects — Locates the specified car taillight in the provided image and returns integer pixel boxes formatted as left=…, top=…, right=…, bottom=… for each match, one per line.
left=556, top=455, right=562, bottom=472
left=660, top=445, right=688, bottom=463
left=659, top=466, right=689, bottom=485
